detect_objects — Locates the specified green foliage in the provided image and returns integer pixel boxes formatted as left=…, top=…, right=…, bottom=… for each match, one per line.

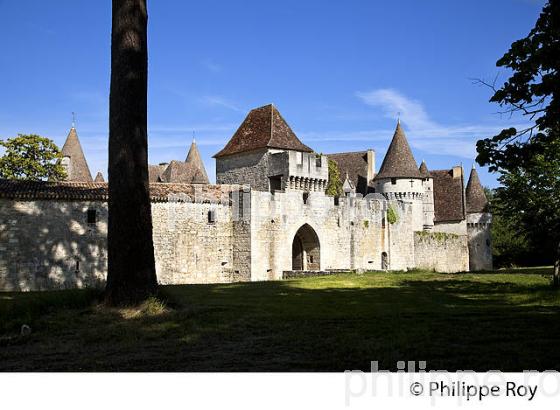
left=476, top=1, right=559, bottom=172
left=387, top=206, right=398, bottom=224
left=490, top=137, right=560, bottom=268
left=363, top=220, right=369, bottom=229
left=0, top=134, right=67, bottom=181
left=475, top=2, right=560, bottom=281
left=325, top=159, right=343, bottom=197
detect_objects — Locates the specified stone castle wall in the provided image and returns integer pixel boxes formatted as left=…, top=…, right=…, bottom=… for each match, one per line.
left=413, top=231, right=469, bottom=273
left=0, top=200, right=108, bottom=291
left=0, top=188, right=471, bottom=291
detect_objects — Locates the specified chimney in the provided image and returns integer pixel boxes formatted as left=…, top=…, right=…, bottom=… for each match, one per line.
left=367, top=149, right=376, bottom=182
left=452, top=165, right=462, bottom=179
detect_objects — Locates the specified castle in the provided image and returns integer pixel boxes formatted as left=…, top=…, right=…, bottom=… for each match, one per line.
left=0, top=104, right=492, bottom=291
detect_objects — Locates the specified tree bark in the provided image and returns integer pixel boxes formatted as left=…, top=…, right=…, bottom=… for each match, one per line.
left=106, top=0, right=157, bottom=305
left=554, top=241, right=560, bottom=288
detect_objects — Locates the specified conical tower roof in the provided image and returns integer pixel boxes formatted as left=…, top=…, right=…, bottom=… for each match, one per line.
left=61, top=127, right=93, bottom=182
left=375, top=121, right=422, bottom=180
left=466, top=165, right=488, bottom=213
left=94, top=172, right=105, bottom=182
left=185, top=140, right=209, bottom=183
left=214, top=104, right=313, bottom=158
left=419, top=160, right=431, bottom=178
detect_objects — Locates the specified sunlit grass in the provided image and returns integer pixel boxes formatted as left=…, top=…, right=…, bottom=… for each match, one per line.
left=1, top=267, right=558, bottom=371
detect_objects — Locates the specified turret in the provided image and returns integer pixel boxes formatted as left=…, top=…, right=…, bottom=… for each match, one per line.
left=466, top=164, right=492, bottom=271
left=419, top=160, right=434, bottom=230
left=61, top=126, right=93, bottom=182
left=374, top=121, right=424, bottom=231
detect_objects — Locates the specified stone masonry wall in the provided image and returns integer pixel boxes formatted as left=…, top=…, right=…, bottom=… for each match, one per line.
left=0, top=198, right=250, bottom=291
left=413, top=231, right=469, bottom=273
left=216, top=149, right=271, bottom=191
left=0, top=199, right=108, bottom=291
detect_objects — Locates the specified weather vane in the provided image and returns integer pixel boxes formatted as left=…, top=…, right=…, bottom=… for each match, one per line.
left=71, top=112, right=76, bottom=128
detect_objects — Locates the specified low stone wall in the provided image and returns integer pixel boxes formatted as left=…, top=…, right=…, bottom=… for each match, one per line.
left=413, top=231, right=469, bottom=273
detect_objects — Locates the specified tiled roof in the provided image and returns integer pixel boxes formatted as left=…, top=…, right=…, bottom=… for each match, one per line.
left=466, top=167, right=488, bottom=213
left=0, top=179, right=239, bottom=203
left=431, top=169, right=466, bottom=222
left=61, top=127, right=93, bottom=182
left=214, top=104, right=313, bottom=158
left=375, top=122, right=422, bottom=180
left=328, top=151, right=371, bottom=195
left=419, top=160, right=431, bottom=178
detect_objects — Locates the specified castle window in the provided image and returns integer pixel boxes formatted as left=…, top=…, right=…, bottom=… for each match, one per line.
left=391, top=178, right=397, bottom=185
left=382, top=217, right=386, bottom=229
left=87, top=209, right=97, bottom=225
left=315, top=155, right=322, bottom=167
left=208, top=210, right=216, bottom=224
left=303, top=192, right=309, bottom=204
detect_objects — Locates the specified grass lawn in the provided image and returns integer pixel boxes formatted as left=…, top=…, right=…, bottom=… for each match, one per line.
left=1, top=267, right=559, bottom=371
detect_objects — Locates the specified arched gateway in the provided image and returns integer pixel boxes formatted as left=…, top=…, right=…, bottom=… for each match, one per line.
left=292, top=224, right=320, bottom=271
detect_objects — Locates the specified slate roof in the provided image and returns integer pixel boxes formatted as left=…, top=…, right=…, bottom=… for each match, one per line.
left=466, top=166, right=489, bottom=213
left=214, top=104, right=313, bottom=158
left=94, top=172, right=105, bottom=182
left=185, top=140, right=209, bottom=183
left=328, top=151, right=371, bottom=195
left=0, top=179, right=238, bottom=203
left=431, top=169, right=466, bottom=222
left=419, top=160, right=431, bottom=178
left=375, top=122, right=422, bottom=180
left=61, top=127, right=93, bottom=182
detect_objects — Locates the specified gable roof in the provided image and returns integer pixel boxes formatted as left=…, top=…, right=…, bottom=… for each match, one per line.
left=431, top=169, right=466, bottom=222
left=61, top=127, right=93, bottom=182
left=185, top=140, right=209, bottom=183
left=466, top=166, right=488, bottom=213
left=328, top=151, right=371, bottom=195
left=419, top=160, right=431, bottom=178
left=375, top=122, right=422, bottom=180
left=214, top=104, right=313, bottom=158
left=160, top=160, right=208, bottom=184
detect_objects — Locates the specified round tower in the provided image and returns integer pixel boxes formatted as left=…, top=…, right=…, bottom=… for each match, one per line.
left=374, top=121, right=425, bottom=231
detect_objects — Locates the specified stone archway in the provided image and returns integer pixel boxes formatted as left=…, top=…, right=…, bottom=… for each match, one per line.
left=291, top=224, right=320, bottom=271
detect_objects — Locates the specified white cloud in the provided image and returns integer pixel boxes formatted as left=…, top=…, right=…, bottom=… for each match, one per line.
left=200, top=95, right=245, bottom=113
left=355, top=88, right=524, bottom=158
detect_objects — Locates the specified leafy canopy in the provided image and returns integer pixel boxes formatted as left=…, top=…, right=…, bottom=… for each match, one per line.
left=476, top=0, right=559, bottom=172
left=0, top=134, right=67, bottom=181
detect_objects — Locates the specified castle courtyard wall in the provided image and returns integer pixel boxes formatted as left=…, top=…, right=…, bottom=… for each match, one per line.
left=413, top=231, right=469, bottom=273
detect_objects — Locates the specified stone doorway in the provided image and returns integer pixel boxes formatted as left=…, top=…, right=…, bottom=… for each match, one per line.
left=291, top=224, right=320, bottom=270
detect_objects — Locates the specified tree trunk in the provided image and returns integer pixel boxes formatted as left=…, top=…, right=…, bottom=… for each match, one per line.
left=106, top=0, right=157, bottom=305
left=554, top=241, right=560, bottom=288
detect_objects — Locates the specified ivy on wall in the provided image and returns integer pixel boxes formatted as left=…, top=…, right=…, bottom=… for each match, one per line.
left=387, top=206, right=398, bottom=224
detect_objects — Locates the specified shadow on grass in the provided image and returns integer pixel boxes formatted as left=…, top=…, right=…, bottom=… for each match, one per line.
left=1, top=272, right=559, bottom=372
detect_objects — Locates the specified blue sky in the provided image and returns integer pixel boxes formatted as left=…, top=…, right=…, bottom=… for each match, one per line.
left=0, top=0, right=545, bottom=187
